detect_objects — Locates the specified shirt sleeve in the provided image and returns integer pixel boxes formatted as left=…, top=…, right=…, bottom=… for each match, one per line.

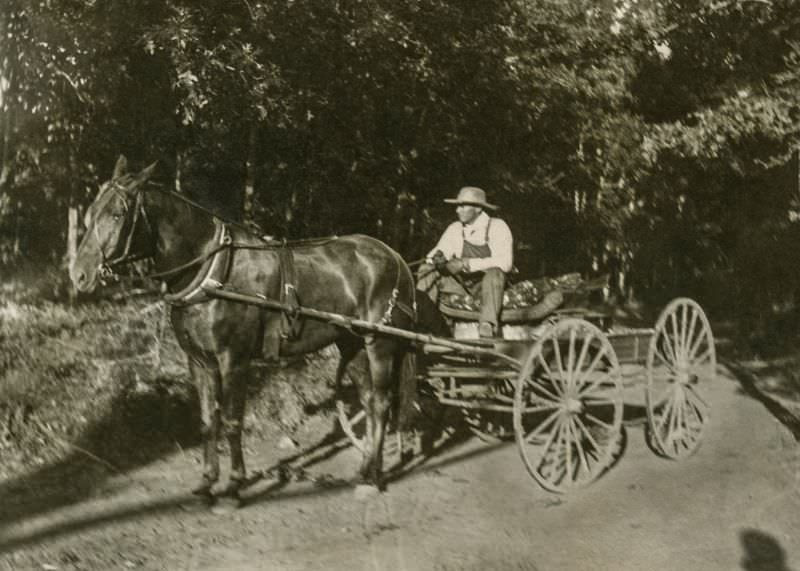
left=426, top=222, right=462, bottom=262
left=466, top=218, right=513, bottom=273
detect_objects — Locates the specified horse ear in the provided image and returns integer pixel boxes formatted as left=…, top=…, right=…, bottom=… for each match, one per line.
left=135, top=161, right=158, bottom=184
left=112, top=155, right=128, bottom=179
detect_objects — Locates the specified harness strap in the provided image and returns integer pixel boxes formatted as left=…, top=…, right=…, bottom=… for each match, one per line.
left=380, top=250, right=416, bottom=326
left=163, top=224, right=232, bottom=305
left=278, top=242, right=302, bottom=339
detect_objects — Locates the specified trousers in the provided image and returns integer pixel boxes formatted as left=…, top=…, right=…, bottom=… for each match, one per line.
left=417, top=264, right=506, bottom=327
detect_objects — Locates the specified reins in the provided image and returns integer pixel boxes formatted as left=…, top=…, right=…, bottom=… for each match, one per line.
left=94, top=179, right=415, bottom=326
left=95, top=181, right=315, bottom=284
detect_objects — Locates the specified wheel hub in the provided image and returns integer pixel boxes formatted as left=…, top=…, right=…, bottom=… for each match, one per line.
left=565, top=397, right=583, bottom=414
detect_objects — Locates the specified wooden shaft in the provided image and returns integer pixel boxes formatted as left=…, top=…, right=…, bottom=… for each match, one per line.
left=202, top=285, right=520, bottom=367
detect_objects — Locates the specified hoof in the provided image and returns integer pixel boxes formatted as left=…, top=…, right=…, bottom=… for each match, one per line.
left=180, top=495, right=216, bottom=512
left=354, top=483, right=381, bottom=501
left=210, top=495, right=243, bottom=515
left=213, top=480, right=243, bottom=499
left=191, top=481, right=215, bottom=498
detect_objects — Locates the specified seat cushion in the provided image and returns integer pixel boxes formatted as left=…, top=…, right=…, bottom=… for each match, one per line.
left=438, top=272, right=605, bottom=323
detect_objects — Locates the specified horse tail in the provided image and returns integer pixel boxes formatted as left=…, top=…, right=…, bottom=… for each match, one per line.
left=414, top=291, right=452, bottom=337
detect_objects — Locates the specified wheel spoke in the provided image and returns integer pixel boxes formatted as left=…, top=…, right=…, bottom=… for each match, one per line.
left=575, top=344, right=609, bottom=387
left=654, top=343, right=679, bottom=371
left=670, top=311, right=682, bottom=360
left=569, top=418, right=591, bottom=480
left=656, top=392, right=676, bottom=435
left=574, top=332, right=595, bottom=385
left=685, top=384, right=710, bottom=413
left=562, top=417, right=573, bottom=486
left=537, top=353, right=566, bottom=397
left=584, top=412, right=615, bottom=431
left=685, top=307, right=699, bottom=361
left=683, top=395, right=705, bottom=431
left=537, top=414, right=566, bottom=463
left=687, top=328, right=711, bottom=364
left=679, top=304, right=689, bottom=358
left=689, top=346, right=715, bottom=371
left=525, top=408, right=562, bottom=444
left=567, top=328, right=578, bottom=391
left=660, top=332, right=679, bottom=367
left=574, top=415, right=603, bottom=461
left=650, top=367, right=677, bottom=382
left=578, top=371, right=614, bottom=398
left=552, top=337, right=567, bottom=387
left=583, top=395, right=619, bottom=407
left=521, top=401, right=562, bottom=415
left=525, top=375, right=562, bottom=404
left=664, top=395, right=678, bottom=449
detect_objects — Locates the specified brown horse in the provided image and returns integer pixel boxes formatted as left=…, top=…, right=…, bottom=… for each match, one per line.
left=70, top=156, right=417, bottom=500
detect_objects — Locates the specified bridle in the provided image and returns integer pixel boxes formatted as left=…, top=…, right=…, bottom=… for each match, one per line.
left=93, top=181, right=158, bottom=285
left=89, top=179, right=257, bottom=286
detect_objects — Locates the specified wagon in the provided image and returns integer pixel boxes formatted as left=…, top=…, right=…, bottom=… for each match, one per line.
left=332, top=274, right=717, bottom=494
left=208, top=275, right=717, bottom=494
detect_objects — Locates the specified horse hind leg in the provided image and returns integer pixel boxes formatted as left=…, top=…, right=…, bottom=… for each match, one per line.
left=358, top=336, right=396, bottom=490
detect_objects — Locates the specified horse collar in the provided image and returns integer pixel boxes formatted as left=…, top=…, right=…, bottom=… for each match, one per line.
left=164, top=222, right=233, bottom=305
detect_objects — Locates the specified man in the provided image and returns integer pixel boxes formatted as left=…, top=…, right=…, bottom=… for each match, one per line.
left=417, top=186, right=513, bottom=338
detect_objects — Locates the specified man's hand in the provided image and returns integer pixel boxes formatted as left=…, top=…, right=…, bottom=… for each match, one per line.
left=432, top=250, right=448, bottom=274
left=444, top=258, right=466, bottom=276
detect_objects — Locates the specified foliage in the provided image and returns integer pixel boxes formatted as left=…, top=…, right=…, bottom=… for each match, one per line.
left=1, top=0, right=800, bottom=326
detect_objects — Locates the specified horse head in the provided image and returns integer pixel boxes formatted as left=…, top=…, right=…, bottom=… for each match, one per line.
left=70, top=155, right=158, bottom=292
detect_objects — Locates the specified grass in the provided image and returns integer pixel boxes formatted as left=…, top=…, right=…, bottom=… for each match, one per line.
left=0, top=271, right=343, bottom=482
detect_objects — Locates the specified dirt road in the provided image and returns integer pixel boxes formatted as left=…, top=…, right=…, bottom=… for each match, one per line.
left=2, top=362, right=800, bottom=571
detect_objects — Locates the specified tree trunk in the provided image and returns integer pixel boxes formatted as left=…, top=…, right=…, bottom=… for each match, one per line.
left=175, top=149, right=183, bottom=192
left=0, top=74, right=14, bottom=191
left=66, top=151, right=81, bottom=302
left=67, top=204, right=79, bottom=302
left=243, top=124, right=257, bottom=223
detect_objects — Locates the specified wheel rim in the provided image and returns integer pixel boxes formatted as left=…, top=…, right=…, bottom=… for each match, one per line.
left=337, top=399, right=367, bottom=452
left=513, top=318, right=624, bottom=493
left=336, top=399, right=404, bottom=461
left=646, top=298, right=716, bottom=459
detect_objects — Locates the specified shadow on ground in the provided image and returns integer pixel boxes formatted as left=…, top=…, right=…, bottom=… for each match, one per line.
left=740, top=528, right=796, bottom=571
left=0, top=369, right=492, bottom=557
left=0, top=377, right=201, bottom=531
left=0, top=414, right=489, bottom=556
left=724, top=360, right=800, bottom=441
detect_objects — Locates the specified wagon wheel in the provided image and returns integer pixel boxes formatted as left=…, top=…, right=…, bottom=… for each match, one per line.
left=646, top=298, right=716, bottom=459
left=336, top=397, right=406, bottom=466
left=513, top=318, right=624, bottom=493
left=462, top=377, right=516, bottom=442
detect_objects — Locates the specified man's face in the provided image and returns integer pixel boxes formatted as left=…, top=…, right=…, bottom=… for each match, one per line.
left=456, top=204, right=482, bottom=225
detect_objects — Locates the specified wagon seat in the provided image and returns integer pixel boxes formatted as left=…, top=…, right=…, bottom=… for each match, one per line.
left=437, top=273, right=610, bottom=339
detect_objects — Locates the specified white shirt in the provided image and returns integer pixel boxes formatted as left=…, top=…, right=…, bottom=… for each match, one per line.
left=426, top=211, right=513, bottom=273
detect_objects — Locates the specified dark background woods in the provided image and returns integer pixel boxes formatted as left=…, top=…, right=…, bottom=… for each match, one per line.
left=2, top=0, right=800, bottom=336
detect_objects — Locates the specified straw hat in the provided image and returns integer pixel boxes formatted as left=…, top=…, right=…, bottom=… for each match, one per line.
left=443, top=186, right=498, bottom=210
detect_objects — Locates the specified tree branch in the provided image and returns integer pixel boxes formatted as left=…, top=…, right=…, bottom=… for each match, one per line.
left=52, top=68, right=87, bottom=104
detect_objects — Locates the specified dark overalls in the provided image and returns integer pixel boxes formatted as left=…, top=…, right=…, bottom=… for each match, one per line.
left=417, top=219, right=506, bottom=332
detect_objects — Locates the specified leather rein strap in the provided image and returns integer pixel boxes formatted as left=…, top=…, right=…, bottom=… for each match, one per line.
left=101, top=184, right=413, bottom=329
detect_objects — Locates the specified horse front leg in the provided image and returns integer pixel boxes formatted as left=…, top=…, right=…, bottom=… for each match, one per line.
left=189, top=359, right=221, bottom=498
left=217, top=352, right=250, bottom=501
